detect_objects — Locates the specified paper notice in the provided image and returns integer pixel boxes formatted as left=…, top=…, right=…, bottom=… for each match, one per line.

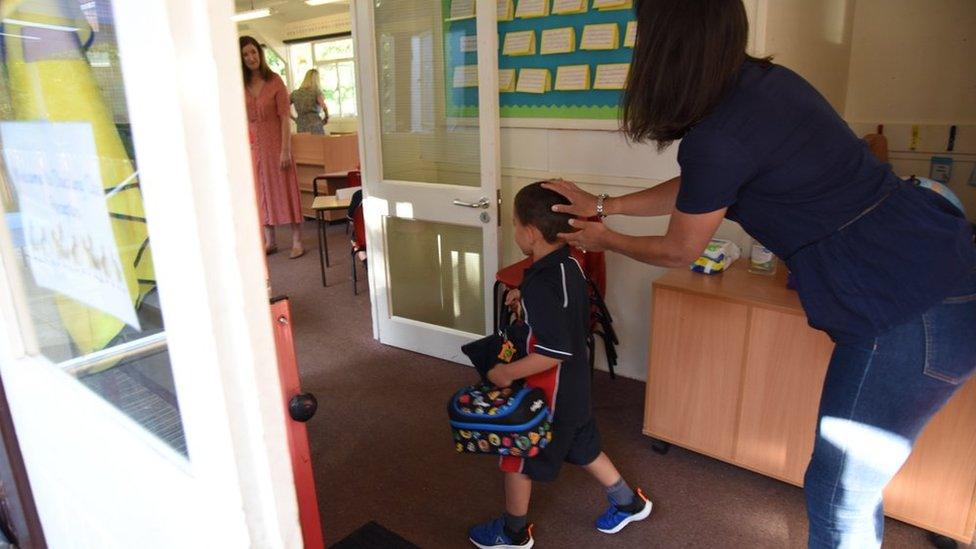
left=555, top=65, right=591, bottom=91
left=460, top=35, right=478, bottom=53
left=624, top=20, right=637, bottom=48
left=516, top=68, right=551, bottom=94
left=452, top=65, right=479, bottom=88
left=540, top=27, right=575, bottom=55
left=497, top=0, right=514, bottom=21
left=593, top=0, right=632, bottom=9
left=552, top=0, right=587, bottom=14
left=593, top=63, right=630, bottom=89
left=449, top=0, right=476, bottom=19
left=515, top=0, right=549, bottom=18
left=581, top=23, right=619, bottom=50
left=503, top=30, right=536, bottom=56
left=0, top=121, right=140, bottom=329
left=499, top=69, right=517, bottom=92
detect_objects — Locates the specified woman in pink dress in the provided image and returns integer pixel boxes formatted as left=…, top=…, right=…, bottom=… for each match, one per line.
left=240, top=36, right=304, bottom=258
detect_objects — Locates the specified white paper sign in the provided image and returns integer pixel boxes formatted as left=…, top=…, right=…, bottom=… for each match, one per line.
left=624, top=20, right=637, bottom=47
left=452, top=65, right=479, bottom=87
left=1, top=121, right=140, bottom=329
left=594, top=63, right=630, bottom=89
left=460, top=35, right=478, bottom=53
left=450, top=0, right=476, bottom=19
left=555, top=65, right=591, bottom=90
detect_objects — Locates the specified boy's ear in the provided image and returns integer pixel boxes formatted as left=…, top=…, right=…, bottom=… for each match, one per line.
left=526, top=223, right=545, bottom=243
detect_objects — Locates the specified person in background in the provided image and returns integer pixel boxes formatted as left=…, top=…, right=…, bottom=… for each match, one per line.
left=291, top=69, right=329, bottom=135
left=544, top=1, right=976, bottom=547
left=240, top=36, right=304, bottom=259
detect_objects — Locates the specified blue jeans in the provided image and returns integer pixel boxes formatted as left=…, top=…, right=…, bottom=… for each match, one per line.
left=804, top=268, right=976, bottom=548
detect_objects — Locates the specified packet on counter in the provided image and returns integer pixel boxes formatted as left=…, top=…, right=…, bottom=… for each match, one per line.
left=690, top=238, right=741, bottom=275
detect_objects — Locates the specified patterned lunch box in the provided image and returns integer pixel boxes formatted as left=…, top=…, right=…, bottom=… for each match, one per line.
left=448, top=383, right=553, bottom=457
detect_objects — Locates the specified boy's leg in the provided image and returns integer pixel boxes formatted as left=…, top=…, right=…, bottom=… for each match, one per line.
left=582, top=452, right=635, bottom=508
left=504, top=472, right=532, bottom=519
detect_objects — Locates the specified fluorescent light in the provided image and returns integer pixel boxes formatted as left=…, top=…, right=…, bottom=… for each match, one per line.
left=2, top=18, right=79, bottom=32
left=231, top=8, right=273, bottom=22
left=305, top=0, right=346, bottom=5
left=0, top=31, right=40, bottom=41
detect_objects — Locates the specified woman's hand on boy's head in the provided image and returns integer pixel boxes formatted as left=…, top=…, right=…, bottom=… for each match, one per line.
left=559, top=218, right=609, bottom=252
left=543, top=179, right=597, bottom=218
left=488, top=365, right=513, bottom=388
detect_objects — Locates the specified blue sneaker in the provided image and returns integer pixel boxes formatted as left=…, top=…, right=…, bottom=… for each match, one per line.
left=596, top=488, right=653, bottom=534
left=468, top=516, right=534, bottom=548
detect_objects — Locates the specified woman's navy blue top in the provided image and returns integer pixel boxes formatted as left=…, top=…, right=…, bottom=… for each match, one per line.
left=676, top=61, right=976, bottom=343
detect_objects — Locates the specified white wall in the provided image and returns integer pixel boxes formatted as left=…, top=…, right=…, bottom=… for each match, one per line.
left=753, top=0, right=857, bottom=112
left=844, top=0, right=976, bottom=221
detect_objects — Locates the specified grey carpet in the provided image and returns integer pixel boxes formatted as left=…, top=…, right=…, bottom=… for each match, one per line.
left=269, top=220, right=942, bottom=548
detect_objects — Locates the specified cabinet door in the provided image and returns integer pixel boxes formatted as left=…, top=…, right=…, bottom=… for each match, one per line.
left=734, top=308, right=833, bottom=484
left=644, top=288, right=748, bottom=460
left=884, top=378, right=976, bottom=542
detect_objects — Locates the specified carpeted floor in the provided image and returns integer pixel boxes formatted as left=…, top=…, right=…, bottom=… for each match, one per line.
left=269, top=221, right=941, bottom=548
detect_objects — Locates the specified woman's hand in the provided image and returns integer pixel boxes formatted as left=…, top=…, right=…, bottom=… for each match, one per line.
left=280, top=149, right=291, bottom=170
left=558, top=218, right=610, bottom=252
left=542, top=179, right=598, bottom=217
left=488, top=365, right=513, bottom=388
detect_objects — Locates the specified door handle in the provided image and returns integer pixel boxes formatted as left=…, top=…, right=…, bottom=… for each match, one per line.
left=453, top=197, right=491, bottom=209
left=289, top=393, right=318, bottom=422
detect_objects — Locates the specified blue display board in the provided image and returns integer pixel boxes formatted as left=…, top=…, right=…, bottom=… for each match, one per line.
left=444, top=1, right=636, bottom=120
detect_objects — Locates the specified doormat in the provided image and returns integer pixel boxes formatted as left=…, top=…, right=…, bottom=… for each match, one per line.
left=328, top=521, right=420, bottom=549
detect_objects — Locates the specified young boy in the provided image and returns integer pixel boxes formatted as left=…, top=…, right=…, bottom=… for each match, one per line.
left=468, top=183, right=651, bottom=548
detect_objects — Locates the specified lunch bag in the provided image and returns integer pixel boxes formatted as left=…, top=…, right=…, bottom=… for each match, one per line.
left=448, top=382, right=552, bottom=457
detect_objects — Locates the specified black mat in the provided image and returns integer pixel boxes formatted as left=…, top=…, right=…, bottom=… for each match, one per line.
left=328, top=522, right=420, bottom=549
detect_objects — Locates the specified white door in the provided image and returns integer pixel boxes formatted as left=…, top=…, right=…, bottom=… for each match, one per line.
left=352, top=0, right=501, bottom=363
left=0, top=1, right=301, bottom=547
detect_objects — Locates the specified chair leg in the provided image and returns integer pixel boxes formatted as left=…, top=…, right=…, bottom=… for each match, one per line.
left=587, top=334, right=596, bottom=378
left=352, top=251, right=358, bottom=295
left=317, top=212, right=327, bottom=287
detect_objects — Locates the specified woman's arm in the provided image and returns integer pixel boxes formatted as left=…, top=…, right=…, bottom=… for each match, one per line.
left=560, top=208, right=726, bottom=268
left=543, top=176, right=680, bottom=218
left=276, top=80, right=292, bottom=168
left=317, top=93, right=329, bottom=124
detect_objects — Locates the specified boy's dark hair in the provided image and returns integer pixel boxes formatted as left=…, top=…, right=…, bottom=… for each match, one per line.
left=514, top=182, right=575, bottom=243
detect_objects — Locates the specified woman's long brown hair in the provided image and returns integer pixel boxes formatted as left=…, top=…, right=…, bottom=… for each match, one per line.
left=621, top=0, right=771, bottom=149
left=239, top=35, right=273, bottom=86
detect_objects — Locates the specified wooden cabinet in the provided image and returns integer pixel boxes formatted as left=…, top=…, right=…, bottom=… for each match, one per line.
left=644, top=263, right=976, bottom=543
left=292, top=133, right=359, bottom=219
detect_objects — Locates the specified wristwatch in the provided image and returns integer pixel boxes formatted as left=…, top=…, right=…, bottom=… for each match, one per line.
left=596, top=194, right=610, bottom=218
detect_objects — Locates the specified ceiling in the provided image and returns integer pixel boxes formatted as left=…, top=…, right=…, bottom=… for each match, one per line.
left=234, top=0, right=349, bottom=24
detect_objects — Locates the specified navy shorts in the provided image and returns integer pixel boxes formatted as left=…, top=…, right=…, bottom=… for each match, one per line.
left=516, top=417, right=602, bottom=482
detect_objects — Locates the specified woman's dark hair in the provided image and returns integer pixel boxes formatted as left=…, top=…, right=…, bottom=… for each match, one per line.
left=514, top=182, right=575, bottom=243
left=239, top=35, right=273, bottom=85
left=622, top=0, right=771, bottom=148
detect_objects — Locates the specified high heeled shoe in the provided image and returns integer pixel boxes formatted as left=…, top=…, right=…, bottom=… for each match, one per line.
left=289, top=246, right=305, bottom=259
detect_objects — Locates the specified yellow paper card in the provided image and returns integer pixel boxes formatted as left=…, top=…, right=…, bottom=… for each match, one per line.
left=516, top=68, right=551, bottom=94
left=624, top=20, right=637, bottom=48
left=552, top=0, right=587, bottom=14
left=497, top=0, right=515, bottom=22
left=515, top=0, right=549, bottom=18
left=503, top=30, right=536, bottom=56
left=452, top=65, right=479, bottom=88
left=593, top=63, right=629, bottom=90
left=540, top=27, right=576, bottom=55
left=460, top=35, right=478, bottom=53
left=581, top=23, right=619, bottom=50
left=593, top=0, right=632, bottom=10
left=498, top=69, right=517, bottom=92
left=449, top=0, right=476, bottom=20
left=555, top=65, right=591, bottom=91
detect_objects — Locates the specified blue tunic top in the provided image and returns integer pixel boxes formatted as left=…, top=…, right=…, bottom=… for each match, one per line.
left=676, top=61, right=976, bottom=343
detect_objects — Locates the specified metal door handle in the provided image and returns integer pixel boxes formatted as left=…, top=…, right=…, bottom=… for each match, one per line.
left=453, top=197, right=491, bottom=209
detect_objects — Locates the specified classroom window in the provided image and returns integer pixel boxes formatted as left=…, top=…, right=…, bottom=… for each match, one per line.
left=289, top=36, right=358, bottom=119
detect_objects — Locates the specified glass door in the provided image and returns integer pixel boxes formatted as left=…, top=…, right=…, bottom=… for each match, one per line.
left=352, top=0, right=501, bottom=363
left=0, top=0, right=300, bottom=545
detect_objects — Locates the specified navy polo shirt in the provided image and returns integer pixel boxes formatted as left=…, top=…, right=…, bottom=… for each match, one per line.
left=677, top=61, right=976, bottom=342
left=520, top=246, right=592, bottom=424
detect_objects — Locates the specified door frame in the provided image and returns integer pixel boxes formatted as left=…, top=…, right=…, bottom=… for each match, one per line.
left=352, top=0, right=501, bottom=362
left=0, top=0, right=302, bottom=545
